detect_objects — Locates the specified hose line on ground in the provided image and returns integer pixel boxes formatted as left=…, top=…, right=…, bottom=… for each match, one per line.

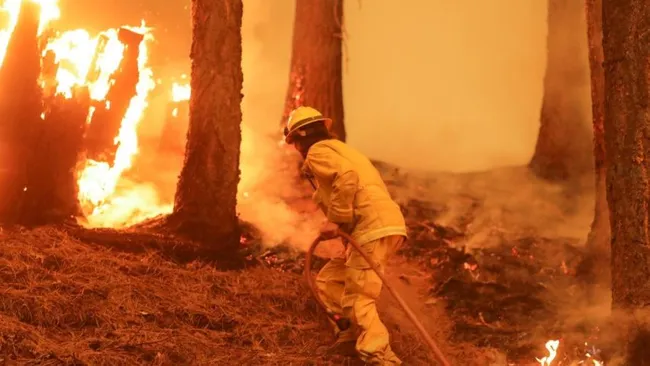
left=304, top=230, right=452, bottom=366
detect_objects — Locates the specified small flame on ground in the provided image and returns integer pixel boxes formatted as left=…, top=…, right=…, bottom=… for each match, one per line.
left=536, top=339, right=559, bottom=366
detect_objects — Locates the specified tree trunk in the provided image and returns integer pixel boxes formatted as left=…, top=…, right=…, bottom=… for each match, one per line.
left=603, top=0, right=650, bottom=308
left=603, top=0, right=650, bottom=362
left=26, top=92, right=87, bottom=225
left=579, top=0, right=610, bottom=286
left=529, top=0, right=593, bottom=182
left=281, top=0, right=346, bottom=141
left=170, top=0, right=243, bottom=249
left=0, top=1, right=43, bottom=224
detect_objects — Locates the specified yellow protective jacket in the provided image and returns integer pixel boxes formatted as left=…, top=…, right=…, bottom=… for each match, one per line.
left=302, top=139, right=407, bottom=245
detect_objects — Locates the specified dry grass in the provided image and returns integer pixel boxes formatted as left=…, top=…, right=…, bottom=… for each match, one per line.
left=0, top=226, right=325, bottom=365
left=0, top=226, right=478, bottom=365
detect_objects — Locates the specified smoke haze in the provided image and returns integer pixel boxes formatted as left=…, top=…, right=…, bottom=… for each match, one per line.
left=60, top=0, right=550, bottom=171
left=54, top=0, right=593, bottom=248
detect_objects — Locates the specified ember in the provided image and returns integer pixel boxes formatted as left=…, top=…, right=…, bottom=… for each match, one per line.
left=536, top=339, right=559, bottom=365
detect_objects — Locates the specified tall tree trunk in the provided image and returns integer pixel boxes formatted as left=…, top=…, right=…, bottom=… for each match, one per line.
left=579, top=0, right=610, bottom=285
left=0, top=3, right=88, bottom=226
left=603, top=0, right=650, bottom=362
left=603, top=0, right=650, bottom=308
left=170, top=0, right=243, bottom=249
left=0, top=1, right=42, bottom=224
left=281, top=0, right=346, bottom=141
left=529, top=0, right=593, bottom=182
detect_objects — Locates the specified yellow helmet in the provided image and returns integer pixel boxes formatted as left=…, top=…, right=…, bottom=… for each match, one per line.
left=284, top=106, right=332, bottom=144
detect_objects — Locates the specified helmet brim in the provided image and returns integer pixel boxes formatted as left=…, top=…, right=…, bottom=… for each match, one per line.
left=284, top=117, right=332, bottom=144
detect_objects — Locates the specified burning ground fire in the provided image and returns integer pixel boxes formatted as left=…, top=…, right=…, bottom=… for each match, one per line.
left=1, top=0, right=172, bottom=227
left=534, top=339, right=603, bottom=366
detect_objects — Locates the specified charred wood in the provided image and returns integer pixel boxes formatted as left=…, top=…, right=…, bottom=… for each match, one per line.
left=22, top=92, right=89, bottom=224
left=85, top=34, right=109, bottom=85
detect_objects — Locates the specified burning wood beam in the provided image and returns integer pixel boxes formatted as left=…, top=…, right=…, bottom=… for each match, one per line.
left=83, top=27, right=143, bottom=165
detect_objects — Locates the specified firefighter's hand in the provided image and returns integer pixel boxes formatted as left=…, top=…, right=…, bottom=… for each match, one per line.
left=319, top=221, right=340, bottom=240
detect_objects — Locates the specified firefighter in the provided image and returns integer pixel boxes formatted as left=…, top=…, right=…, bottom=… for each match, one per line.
left=284, top=106, right=407, bottom=365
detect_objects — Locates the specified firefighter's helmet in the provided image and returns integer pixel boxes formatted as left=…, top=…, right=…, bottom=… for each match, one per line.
left=283, top=106, right=332, bottom=144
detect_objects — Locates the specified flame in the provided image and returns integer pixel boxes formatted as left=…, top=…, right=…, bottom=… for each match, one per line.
left=0, top=0, right=167, bottom=226
left=75, top=24, right=158, bottom=224
left=35, top=0, right=59, bottom=34
left=536, top=339, right=559, bottom=366
left=171, top=81, right=190, bottom=102
left=44, top=28, right=126, bottom=100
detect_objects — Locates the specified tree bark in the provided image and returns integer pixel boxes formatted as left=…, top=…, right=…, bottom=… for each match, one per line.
left=603, top=0, right=650, bottom=362
left=579, top=0, right=610, bottom=285
left=603, top=0, right=650, bottom=309
left=529, top=0, right=593, bottom=182
left=26, top=92, right=87, bottom=224
left=281, top=0, right=346, bottom=141
left=0, top=3, right=88, bottom=226
left=170, top=0, right=243, bottom=249
left=0, top=1, right=43, bottom=224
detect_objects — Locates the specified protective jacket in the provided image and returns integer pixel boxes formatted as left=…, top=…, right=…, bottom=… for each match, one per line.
left=302, top=139, right=407, bottom=245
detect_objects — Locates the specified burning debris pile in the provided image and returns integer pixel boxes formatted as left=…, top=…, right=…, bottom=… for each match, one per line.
left=401, top=198, right=604, bottom=363
left=0, top=0, right=167, bottom=228
left=398, top=190, right=614, bottom=365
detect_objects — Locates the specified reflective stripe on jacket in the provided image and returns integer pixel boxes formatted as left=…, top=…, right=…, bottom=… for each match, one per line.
left=302, top=139, right=407, bottom=244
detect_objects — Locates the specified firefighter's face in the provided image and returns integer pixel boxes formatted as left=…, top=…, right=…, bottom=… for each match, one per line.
left=293, top=140, right=309, bottom=158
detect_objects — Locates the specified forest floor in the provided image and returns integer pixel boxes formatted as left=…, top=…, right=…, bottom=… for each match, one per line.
left=0, top=164, right=615, bottom=365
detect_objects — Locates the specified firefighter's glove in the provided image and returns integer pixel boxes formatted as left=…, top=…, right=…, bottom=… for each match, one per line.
left=319, top=221, right=341, bottom=240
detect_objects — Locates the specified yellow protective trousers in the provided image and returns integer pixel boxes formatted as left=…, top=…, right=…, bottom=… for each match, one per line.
left=315, top=235, right=403, bottom=365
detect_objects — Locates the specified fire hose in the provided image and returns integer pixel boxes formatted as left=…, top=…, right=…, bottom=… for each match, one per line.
left=304, top=230, right=452, bottom=366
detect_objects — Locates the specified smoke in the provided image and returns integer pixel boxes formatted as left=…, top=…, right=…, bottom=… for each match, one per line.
left=57, top=0, right=596, bottom=254
left=233, top=0, right=592, bottom=252
left=236, top=125, right=323, bottom=250
left=231, top=0, right=323, bottom=250
left=391, top=166, right=594, bottom=252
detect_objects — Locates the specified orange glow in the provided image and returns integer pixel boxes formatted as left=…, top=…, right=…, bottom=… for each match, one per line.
left=171, top=82, right=190, bottom=102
